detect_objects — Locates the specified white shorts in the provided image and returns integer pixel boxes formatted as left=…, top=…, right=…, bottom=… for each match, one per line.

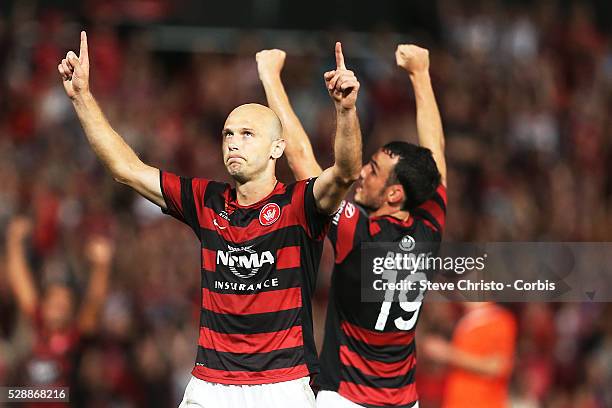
left=178, top=376, right=316, bottom=408
left=316, top=390, right=419, bottom=408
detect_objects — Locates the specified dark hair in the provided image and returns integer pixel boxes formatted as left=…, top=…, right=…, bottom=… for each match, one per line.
left=382, top=141, right=441, bottom=210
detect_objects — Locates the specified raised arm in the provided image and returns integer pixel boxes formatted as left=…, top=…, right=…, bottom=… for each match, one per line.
left=58, top=31, right=164, bottom=208
left=256, top=50, right=322, bottom=180
left=77, top=236, right=113, bottom=334
left=312, top=42, right=362, bottom=215
left=396, top=45, right=447, bottom=186
left=6, top=217, right=38, bottom=318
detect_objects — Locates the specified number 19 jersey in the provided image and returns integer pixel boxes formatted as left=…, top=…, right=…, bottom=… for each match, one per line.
left=316, top=185, right=447, bottom=408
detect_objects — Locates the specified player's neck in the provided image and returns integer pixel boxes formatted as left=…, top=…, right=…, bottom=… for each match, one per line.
left=234, top=173, right=278, bottom=206
left=368, top=203, right=410, bottom=221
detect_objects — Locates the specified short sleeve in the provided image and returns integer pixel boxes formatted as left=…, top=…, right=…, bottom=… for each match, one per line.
left=292, top=178, right=332, bottom=241
left=411, top=184, right=447, bottom=233
left=159, top=170, right=209, bottom=237
left=327, top=200, right=370, bottom=264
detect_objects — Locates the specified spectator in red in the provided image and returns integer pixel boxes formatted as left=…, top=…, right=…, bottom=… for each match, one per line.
left=5, top=216, right=113, bottom=396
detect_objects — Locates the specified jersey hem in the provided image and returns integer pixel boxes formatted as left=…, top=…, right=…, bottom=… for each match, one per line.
left=191, top=365, right=311, bottom=385
left=316, top=381, right=338, bottom=392
left=338, top=390, right=420, bottom=408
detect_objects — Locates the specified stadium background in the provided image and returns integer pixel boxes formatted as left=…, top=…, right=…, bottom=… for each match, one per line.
left=1, top=0, right=612, bottom=406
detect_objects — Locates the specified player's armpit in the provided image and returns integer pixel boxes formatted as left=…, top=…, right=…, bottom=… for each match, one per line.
left=312, top=166, right=356, bottom=215
left=115, top=163, right=165, bottom=209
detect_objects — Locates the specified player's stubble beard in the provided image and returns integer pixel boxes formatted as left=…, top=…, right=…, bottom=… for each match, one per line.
left=226, top=157, right=270, bottom=185
left=227, top=162, right=248, bottom=183
left=354, top=185, right=386, bottom=215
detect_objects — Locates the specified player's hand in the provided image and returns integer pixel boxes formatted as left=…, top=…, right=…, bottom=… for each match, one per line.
left=58, top=31, right=90, bottom=100
left=256, top=49, right=286, bottom=80
left=324, top=42, right=360, bottom=111
left=395, top=44, right=430, bottom=75
left=420, top=335, right=451, bottom=363
left=86, top=236, right=114, bottom=267
left=6, top=217, right=32, bottom=244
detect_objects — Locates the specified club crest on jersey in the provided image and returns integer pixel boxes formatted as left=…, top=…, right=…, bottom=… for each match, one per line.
left=259, top=203, right=281, bottom=226
left=399, top=235, right=416, bottom=251
left=217, top=245, right=275, bottom=279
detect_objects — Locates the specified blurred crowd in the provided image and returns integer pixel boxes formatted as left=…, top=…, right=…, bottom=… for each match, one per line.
left=1, top=0, right=612, bottom=407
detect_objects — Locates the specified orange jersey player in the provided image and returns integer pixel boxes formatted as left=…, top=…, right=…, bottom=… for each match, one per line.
left=422, top=302, right=517, bottom=408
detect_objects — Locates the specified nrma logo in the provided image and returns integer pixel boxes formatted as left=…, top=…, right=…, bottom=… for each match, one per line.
left=217, top=245, right=275, bottom=279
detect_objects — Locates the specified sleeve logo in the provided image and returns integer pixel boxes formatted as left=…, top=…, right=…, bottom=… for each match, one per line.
left=259, top=202, right=281, bottom=226
left=332, top=201, right=347, bottom=225
left=344, top=202, right=356, bottom=218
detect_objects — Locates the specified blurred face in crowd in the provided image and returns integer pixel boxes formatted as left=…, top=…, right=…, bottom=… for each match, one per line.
left=222, top=104, right=285, bottom=183
left=42, top=284, right=75, bottom=331
left=355, top=148, right=401, bottom=212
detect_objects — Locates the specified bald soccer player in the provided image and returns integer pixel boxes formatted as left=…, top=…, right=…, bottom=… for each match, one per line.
left=58, top=32, right=362, bottom=407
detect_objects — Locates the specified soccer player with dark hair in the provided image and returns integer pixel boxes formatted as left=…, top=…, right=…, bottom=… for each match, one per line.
left=257, top=44, right=446, bottom=408
left=58, top=33, right=362, bottom=407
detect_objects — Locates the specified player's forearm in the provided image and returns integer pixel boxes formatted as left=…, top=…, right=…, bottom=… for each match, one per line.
left=410, top=71, right=446, bottom=184
left=312, top=107, right=361, bottom=214
left=447, top=348, right=507, bottom=377
left=332, top=106, right=362, bottom=185
left=71, top=92, right=145, bottom=183
left=260, top=75, right=322, bottom=179
left=410, top=71, right=444, bottom=152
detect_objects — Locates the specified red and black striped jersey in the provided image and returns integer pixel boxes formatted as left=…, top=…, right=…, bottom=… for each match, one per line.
left=317, top=185, right=447, bottom=407
left=160, top=171, right=330, bottom=385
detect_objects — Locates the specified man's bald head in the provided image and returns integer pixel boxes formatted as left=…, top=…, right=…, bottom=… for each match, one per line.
left=226, top=103, right=283, bottom=141
left=221, top=103, right=286, bottom=183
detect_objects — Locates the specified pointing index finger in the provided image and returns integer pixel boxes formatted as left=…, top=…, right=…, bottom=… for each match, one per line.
left=335, top=42, right=346, bottom=70
left=79, top=31, right=89, bottom=63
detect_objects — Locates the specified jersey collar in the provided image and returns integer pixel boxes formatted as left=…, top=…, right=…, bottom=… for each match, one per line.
left=224, top=180, right=283, bottom=213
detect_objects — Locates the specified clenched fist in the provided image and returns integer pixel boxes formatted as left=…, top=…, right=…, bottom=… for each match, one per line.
left=324, top=42, right=360, bottom=111
left=58, top=31, right=90, bottom=99
left=256, top=49, right=286, bottom=80
left=6, top=216, right=32, bottom=244
left=86, top=236, right=114, bottom=267
left=396, top=44, right=430, bottom=75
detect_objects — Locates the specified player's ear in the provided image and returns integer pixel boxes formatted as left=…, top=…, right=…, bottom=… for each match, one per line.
left=271, top=138, right=286, bottom=160
left=387, top=184, right=405, bottom=206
